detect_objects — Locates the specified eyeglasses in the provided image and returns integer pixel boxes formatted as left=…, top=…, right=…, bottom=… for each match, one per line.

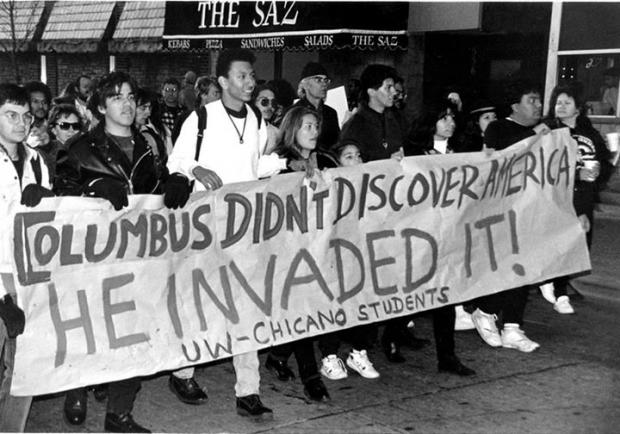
left=310, top=76, right=331, bottom=85
left=55, top=122, right=81, bottom=131
left=257, top=98, right=278, bottom=108
left=2, top=110, right=33, bottom=126
left=163, top=87, right=178, bottom=93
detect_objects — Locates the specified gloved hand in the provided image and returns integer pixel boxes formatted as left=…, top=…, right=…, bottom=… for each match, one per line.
left=84, top=178, right=128, bottom=211
left=0, top=294, right=25, bottom=338
left=20, top=183, right=54, bottom=207
left=164, top=173, right=191, bottom=209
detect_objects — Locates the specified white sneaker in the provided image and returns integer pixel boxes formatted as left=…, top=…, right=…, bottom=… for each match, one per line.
left=471, top=308, right=502, bottom=347
left=539, top=282, right=556, bottom=304
left=346, top=349, right=380, bottom=379
left=553, top=296, right=575, bottom=314
left=454, top=305, right=475, bottom=331
left=501, top=324, right=540, bottom=352
left=319, top=355, right=348, bottom=380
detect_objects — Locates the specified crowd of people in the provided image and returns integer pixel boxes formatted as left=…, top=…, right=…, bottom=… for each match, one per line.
left=0, top=47, right=614, bottom=433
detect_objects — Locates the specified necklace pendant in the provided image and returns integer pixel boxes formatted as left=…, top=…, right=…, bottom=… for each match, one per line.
left=240, top=138, right=244, bottom=144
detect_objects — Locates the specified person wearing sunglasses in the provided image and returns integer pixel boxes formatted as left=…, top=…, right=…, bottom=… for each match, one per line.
left=252, top=84, right=279, bottom=154
left=35, top=104, right=84, bottom=185
left=286, top=62, right=340, bottom=154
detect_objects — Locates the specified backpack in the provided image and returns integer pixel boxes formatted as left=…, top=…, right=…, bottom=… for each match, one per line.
left=193, top=104, right=262, bottom=160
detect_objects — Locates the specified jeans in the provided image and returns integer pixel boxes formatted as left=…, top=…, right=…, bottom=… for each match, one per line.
left=0, top=320, right=32, bottom=432
left=233, top=351, right=260, bottom=397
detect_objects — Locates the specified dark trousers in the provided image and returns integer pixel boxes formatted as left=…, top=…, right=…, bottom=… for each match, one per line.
left=106, top=378, right=141, bottom=415
left=553, top=194, right=594, bottom=297
left=269, top=338, right=319, bottom=384
left=432, top=305, right=456, bottom=363
left=473, top=286, right=530, bottom=325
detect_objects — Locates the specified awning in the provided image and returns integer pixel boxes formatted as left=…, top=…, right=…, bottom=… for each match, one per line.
left=38, top=1, right=115, bottom=53
left=109, top=1, right=165, bottom=53
left=163, top=1, right=408, bottom=52
left=0, top=1, right=46, bottom=53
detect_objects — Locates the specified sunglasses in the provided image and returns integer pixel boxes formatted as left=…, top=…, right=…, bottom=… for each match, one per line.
left=258, top=98, right=278, bottom=108
left=55, top=122, right=81, bottom=131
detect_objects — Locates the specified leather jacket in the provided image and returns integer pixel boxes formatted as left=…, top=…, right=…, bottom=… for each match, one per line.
left=56, top=123, right=165, bottom=196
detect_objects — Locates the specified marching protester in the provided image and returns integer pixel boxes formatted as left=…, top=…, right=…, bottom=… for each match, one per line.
left=339, top=64, right=430, bottom=366
left=541, top=84, right=612, bottom=313
left=134, top=88, right=168, bottom=176
left=406, top=99, right=479, bottom=376
left=37, top=103, right=83, bottom=185
left=165, top=48, right=286, bottom=422
left=470, top=81, right=550, bottom=353
left=461, top=101, right=498, bottom=152
left=264, top=105, right=336, bottom=402
left=55, top=71, right=166, bottom=433
left=160, top=77, right=183, bottom=149
left=0, top=83, right=54, bottom=433
left=252, top=83, right=280, bottom=155
left=24, top=81, right=52, bottom=122
left=288, top=62, right=340, bottom=152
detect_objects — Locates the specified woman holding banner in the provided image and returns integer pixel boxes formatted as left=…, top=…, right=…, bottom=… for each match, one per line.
left=264, top=106, right=337, bottom=402
left=406, top=99, right=476, bottom=376
left=541, top=84, right=612, bottom=314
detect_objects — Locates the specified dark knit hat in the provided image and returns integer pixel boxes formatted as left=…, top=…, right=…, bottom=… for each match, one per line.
left=360, top=64, right=398, bottom=92
left=300, top=62, right=328, bottom=80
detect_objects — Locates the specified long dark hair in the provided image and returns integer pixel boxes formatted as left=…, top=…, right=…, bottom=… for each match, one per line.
left=277, top=106, right=321, bottom=155
left=408, top=99, right=456, bottom=146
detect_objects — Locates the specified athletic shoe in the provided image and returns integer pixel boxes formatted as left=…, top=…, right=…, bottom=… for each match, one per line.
left=471, top=308, right=502, bottom=347
left=454, top=305, right=475, bottom=331
left=319, top=355, right=348, bottom=380
left=501, top=324, right=540, bottom=352
left=346, top=349, right=380, bottom=379
left=539, top=282, right=556, bottom=304
left=553, top=295, right=575, bottom=314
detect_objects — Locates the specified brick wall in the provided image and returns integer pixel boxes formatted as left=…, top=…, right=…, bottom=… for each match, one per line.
left=115, top=53, right=211, bottom=92
left=54, top=54, right=108, bottom=97
left=0, top=53, right=40, bottom=84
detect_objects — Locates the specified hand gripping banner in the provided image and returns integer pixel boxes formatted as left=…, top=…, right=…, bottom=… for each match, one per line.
left=7, top=129, right=590, bottom=395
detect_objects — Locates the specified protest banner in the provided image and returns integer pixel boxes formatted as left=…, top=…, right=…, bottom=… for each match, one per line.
left=7, top=129, right=590, bottom=396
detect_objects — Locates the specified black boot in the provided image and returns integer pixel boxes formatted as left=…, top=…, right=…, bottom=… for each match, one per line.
left=303, top=377, right=330, bottom=402
left=64, top=388, right=87, bottom=425
left=168, top=375, right=208, bottom=405
left=438, top=356, right=476, bottom=376
left=265, top=354, right=296, bottom=381
left=91, top=384, right=108, bottom=402
left=236, top=394, right=274, bottom=421
left=104, top=412, right=151, bottom=433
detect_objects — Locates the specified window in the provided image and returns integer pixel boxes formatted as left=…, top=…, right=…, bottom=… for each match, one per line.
left=558, top=54, right=620, bottom=116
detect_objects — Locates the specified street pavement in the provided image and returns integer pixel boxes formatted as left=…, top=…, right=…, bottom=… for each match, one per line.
left=24, top=215, right=620, bottom=433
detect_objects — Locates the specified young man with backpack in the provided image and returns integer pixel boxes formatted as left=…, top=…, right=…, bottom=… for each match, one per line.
left=165, top=48, right=285, bottom=421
